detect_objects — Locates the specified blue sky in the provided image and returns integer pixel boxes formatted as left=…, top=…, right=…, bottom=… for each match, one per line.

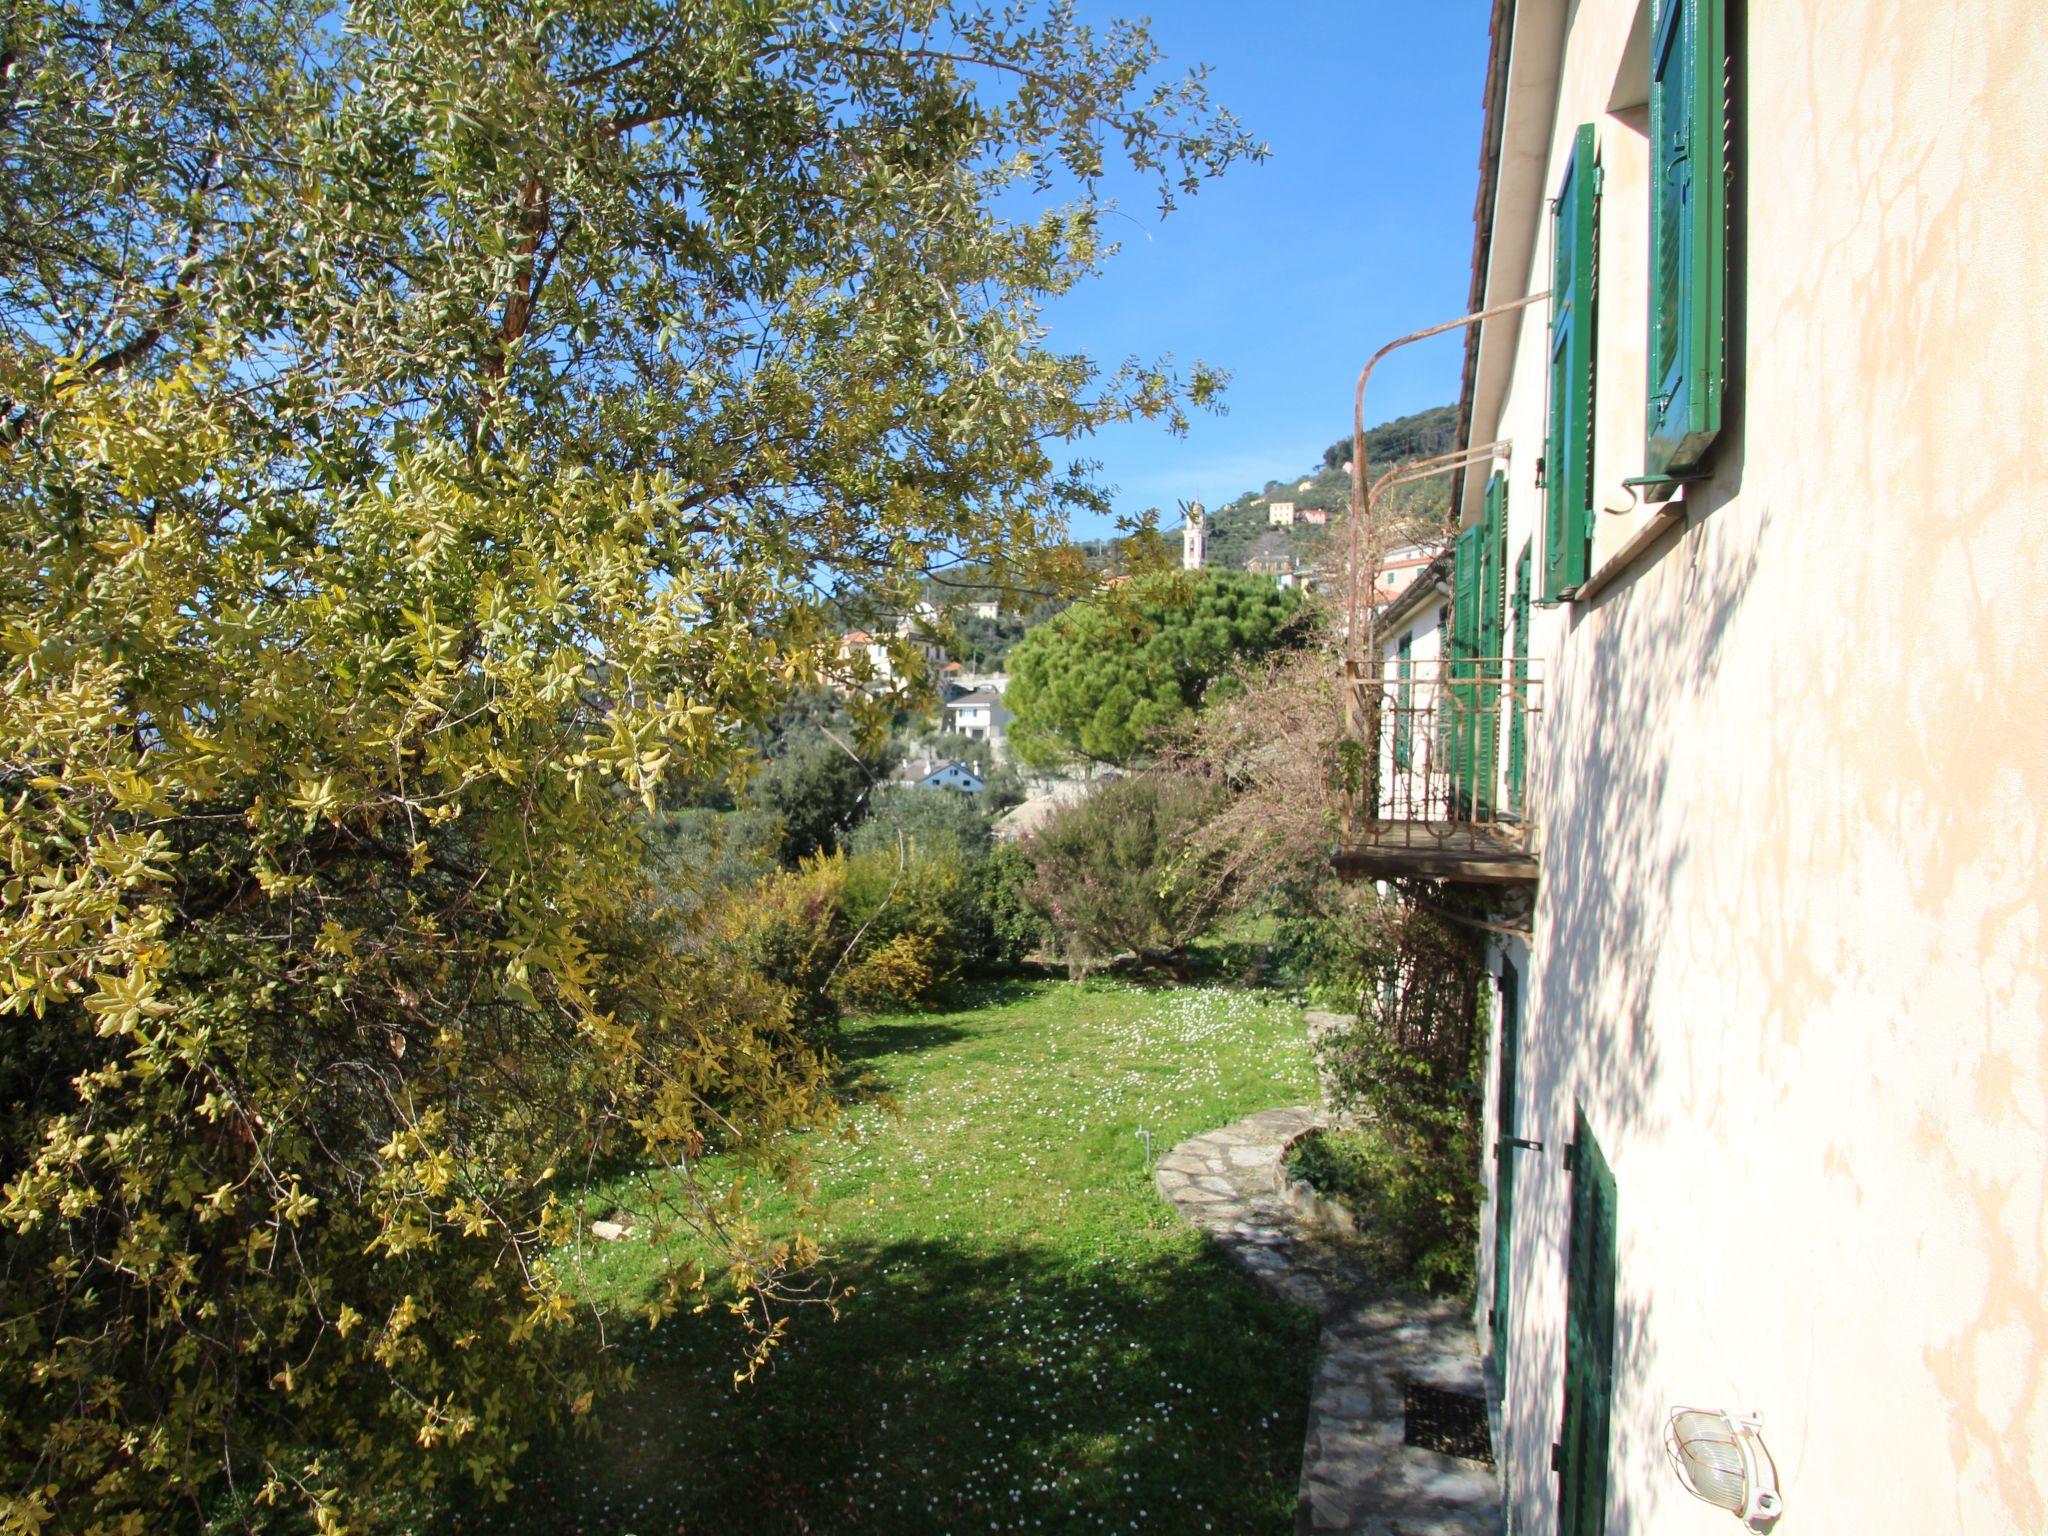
left=1043, top=2, right=1493, bottom=539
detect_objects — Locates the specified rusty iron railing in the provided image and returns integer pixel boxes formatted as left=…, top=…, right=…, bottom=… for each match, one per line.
left=1342, top=655, right=1542, bottom=867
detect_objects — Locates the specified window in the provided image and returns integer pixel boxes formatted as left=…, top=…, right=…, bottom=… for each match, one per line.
left=1545, top=125, right=1600, bottom=599
left=1646, top=0, right=1729, bottom=477
left=1394, top=633, right=1414, bottom=770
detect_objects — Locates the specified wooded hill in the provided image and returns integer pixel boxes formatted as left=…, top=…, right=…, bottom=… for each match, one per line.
left=1200, top=403, right=1460, bottom=572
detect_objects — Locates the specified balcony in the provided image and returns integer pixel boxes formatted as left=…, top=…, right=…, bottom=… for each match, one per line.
left=1334, top=655, right=1541, bottom=884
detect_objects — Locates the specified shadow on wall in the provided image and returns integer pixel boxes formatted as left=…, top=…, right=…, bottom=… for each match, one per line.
left=454, top=1237, right=1317, bottom=1536
left=1502, top=482, right=1764, bottom=1533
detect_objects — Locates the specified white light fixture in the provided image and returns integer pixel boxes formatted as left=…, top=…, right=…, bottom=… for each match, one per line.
left=1664, top=1407, right=1784, bottom=1526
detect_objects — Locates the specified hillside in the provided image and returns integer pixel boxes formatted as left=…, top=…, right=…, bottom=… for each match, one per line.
left=1201, top=403, right=1460, bottom=572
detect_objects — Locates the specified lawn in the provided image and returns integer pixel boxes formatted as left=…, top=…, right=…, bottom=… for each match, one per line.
left=461, top=977, right=1322, bottom=1535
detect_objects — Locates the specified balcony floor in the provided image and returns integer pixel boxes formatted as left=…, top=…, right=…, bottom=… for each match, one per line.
left=1332, top=820, right=1539, bottom=884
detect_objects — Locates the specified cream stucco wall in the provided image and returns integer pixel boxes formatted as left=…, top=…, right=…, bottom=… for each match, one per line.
left=1467, top=2, right=2048, bottom=1533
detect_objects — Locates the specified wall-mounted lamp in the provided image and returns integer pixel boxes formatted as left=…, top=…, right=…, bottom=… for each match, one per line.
left=1664, top=1407, right=1784, bottom=1527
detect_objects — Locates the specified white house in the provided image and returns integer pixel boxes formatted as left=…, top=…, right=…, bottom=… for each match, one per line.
left=1337, top=4, right=2048, bottom=1534
left=838, top=605, right=949, bottom=688
left=1267, top=500, right=1297, bottom=527
left=893, top=758, right=984, bottom=795
left=941, top=686, right=1011, bottom=750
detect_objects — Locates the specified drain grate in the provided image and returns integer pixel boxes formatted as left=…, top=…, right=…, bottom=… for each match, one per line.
left=1401, top=1378, right=1494, bottom=1464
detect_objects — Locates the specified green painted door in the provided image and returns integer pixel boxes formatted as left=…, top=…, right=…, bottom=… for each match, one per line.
left=1558, top=1112, right=1618, bottom=1536
left=1489, top=959, right=1521, bottom=1365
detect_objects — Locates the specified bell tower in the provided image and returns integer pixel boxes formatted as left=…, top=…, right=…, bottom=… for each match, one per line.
left=1181, top=501, right=1207, bottom=571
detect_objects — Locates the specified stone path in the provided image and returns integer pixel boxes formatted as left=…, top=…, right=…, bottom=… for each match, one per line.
left=1153, top=1108, right=1502, bottom=1536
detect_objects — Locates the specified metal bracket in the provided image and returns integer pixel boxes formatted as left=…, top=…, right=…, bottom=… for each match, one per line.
left=1623, top=470, right=1710, bottom=504
left=1500, top=1137, right=1546, bottom=1153
left=1563, top=1141, right=1580, bottom=1173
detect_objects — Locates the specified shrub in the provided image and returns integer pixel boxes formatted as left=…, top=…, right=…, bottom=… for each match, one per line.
left=978, top=842, right=1054, bottom=966
left=839, top=846, right=984, bottom=1009
left=846, top=787, right=994, bottom=867
left=710, top=857, right=852, bottom=1049
left=1018, top=775, right=1232, bottom=976
left=646, top=806, right=784, bottom=914
left=1308, top=894, right=1489, bottom=1296
left=747, top=733, right=893, bottom=866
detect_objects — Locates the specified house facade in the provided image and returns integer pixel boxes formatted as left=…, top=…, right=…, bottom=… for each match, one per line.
left=894, top=758, right=985, bottom=795
left=838, top=604, right=949, bottom=688
left=1344, top=2, right=2048, bottom=1532
left=942, top=686, right=1012, bottom=751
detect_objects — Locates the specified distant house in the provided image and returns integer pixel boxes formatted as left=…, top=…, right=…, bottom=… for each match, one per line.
left=942, top=686, right=1012, bottom=749
left=1371, top=542, right=1435, bottom=604
left=1298, top=507, right=1329, bottom=526
left=1244, top=530, right=1299, bottom=581
left=1267, top=501, right=1297, bottom=527
left=893, top=758, right=985, bottom=795
left=965, top=600, right=1001, bottom=621
left=1245, top=552, right=1297, bottom=579
left=838, top=605, right=949, bottom=686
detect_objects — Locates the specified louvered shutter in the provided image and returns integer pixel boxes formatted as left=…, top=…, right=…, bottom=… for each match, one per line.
left=1558, top=1113, right=1619, bottom=1536
left=1646, top=0, right=1729, bottom=477
left=1448, top=524, right=1481, bottom=811
left=1508, top=542, right=1532, bottom=816
left=1475, top=475, right=1507, bottom=816
left=1545, top=125, right=1599, bottom=599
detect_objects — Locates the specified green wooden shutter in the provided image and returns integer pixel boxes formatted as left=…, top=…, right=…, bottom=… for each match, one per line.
left=1489, top=959, right=1521, bottom=1366
left=1558, top=1112, right=1619, bottom=1536
left=1646, top=0, right=1729, bottom=477
left=1545, top=124, right=1599, bottom=601
left=1449, top=524, right=1481, bottom=811
left=1508, top=541, right=1532, bottom=817
left=1475, top=475, right=1507, bottom=817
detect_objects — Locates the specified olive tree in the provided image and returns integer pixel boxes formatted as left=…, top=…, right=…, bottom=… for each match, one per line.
left=0, top=0, right=1256, bottom=1527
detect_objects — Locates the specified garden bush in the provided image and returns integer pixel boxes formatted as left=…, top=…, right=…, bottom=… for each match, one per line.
left=1307, top=894, right=1490, bottom=1296
left=978, top=843, right=1055, bottom=966
left=846, top=787, right=995, bottom=866
left=710, top=857, right=854, bottom=1049
left=1018, top=775, right=1233, bottom=976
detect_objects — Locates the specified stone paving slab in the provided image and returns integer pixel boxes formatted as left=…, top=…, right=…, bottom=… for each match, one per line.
left=1153, top=1108, right=1503, bottom=1536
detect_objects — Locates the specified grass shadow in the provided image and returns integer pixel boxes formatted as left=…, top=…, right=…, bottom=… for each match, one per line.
left=452, top=1236, right=1316, bottom=1536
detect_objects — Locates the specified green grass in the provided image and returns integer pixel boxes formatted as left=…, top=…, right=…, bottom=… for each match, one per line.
left=463, top=977, right=1321, bottom=1535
